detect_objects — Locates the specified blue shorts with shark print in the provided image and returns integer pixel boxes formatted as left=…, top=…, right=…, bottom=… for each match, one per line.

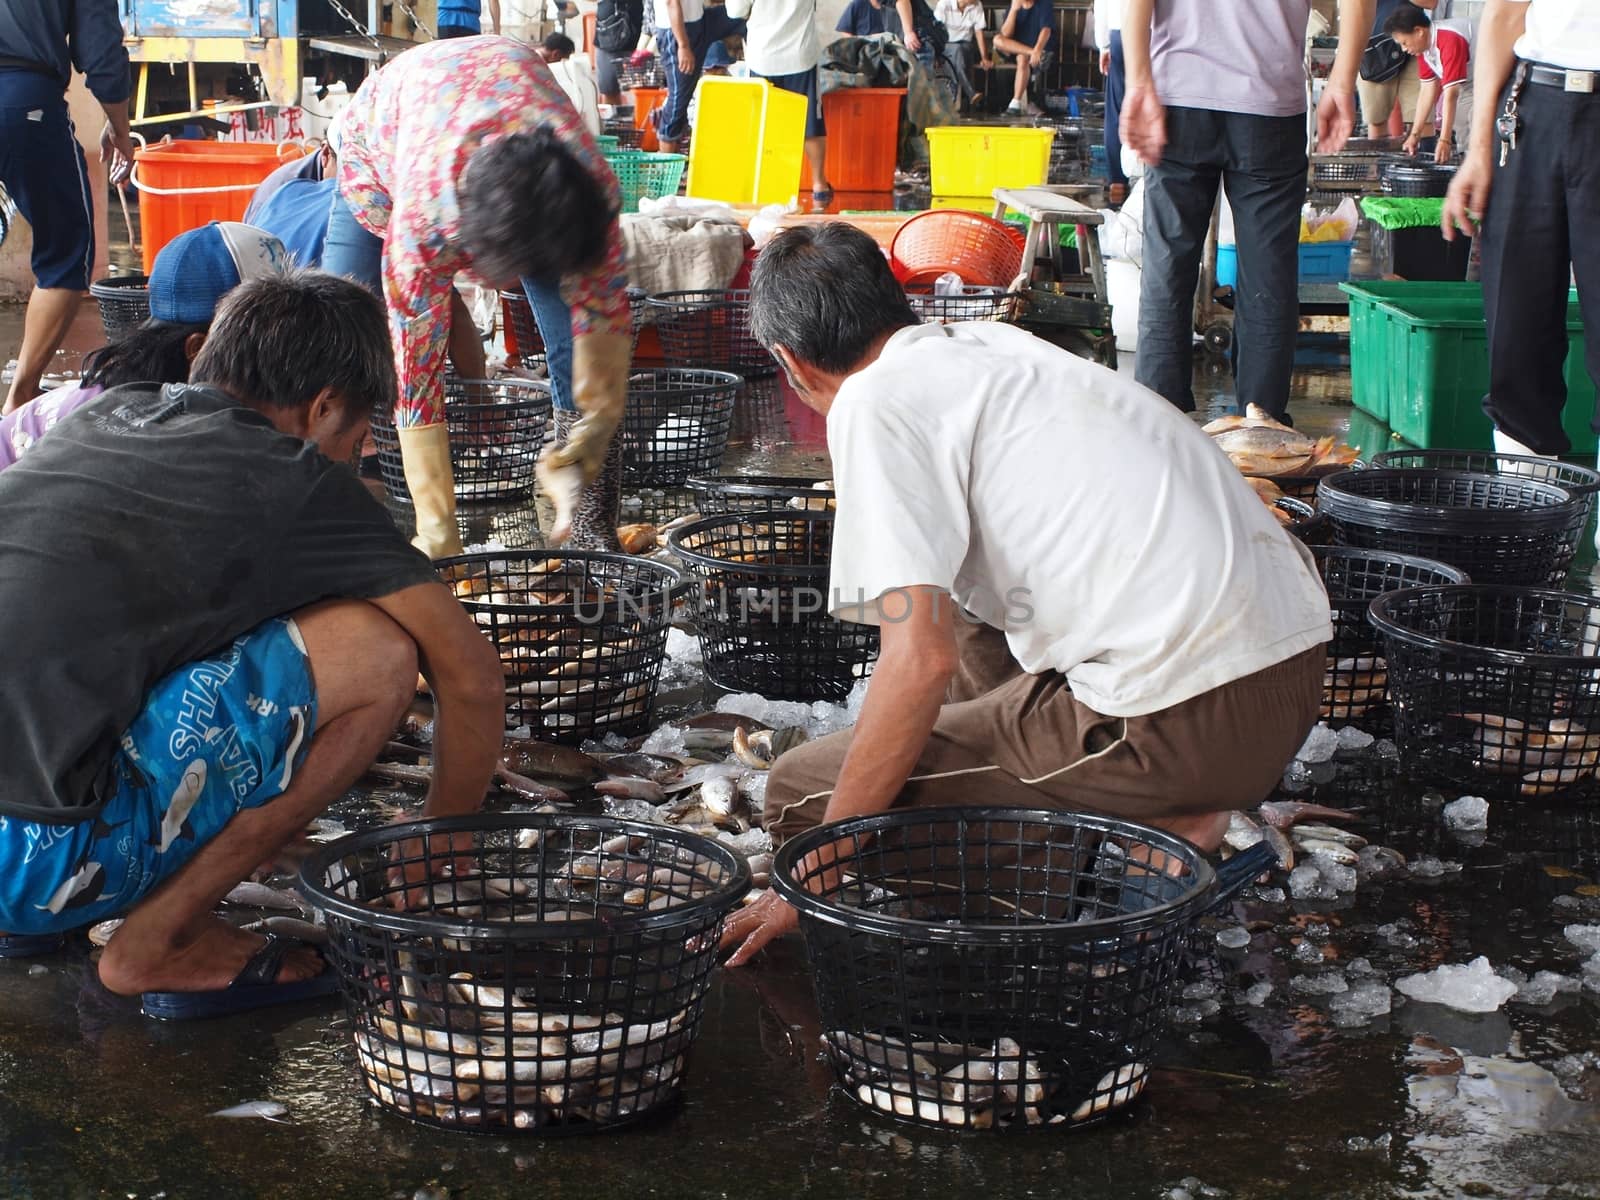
left=0, top=618, right=317, bottom=935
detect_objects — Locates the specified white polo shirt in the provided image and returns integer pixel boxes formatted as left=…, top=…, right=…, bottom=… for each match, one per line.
left=1513, top=0, right=1600, bottom=71
left=826, top=323, right=1333, bottom=719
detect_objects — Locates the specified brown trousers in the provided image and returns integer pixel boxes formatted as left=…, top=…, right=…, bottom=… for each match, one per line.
left=765, top=621, right=1322, bottom=842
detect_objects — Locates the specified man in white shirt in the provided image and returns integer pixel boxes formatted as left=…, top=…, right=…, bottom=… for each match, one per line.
left=653, top=0, right=747, bottom=153
left=720, top=222, right=1331, bottom=965
left=726, top=0, right=833, bottom=202
left=1444, top=0, right=1600, bottom=510
left=1093, top=0, right=1127, bottom=198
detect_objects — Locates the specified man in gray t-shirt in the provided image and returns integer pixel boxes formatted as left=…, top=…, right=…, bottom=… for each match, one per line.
left=1119, top=0, right=1372, bottom=422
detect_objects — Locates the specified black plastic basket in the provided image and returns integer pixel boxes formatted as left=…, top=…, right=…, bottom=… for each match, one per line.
left=1370, top=449, right=1600, bottom=520
left=667, top=511, right=879, bottom=702
left=774, top=808, right=1267, bottom=1132
left=500, top=288, right=646, bottom=367
left=435, top=551, right=690, bottom=741
left=1277, top=496, right=1328, bottom=544
left=299, top=812, right=749, bottom=1134
left=1369, top=584, right=1600, bottom=801
left=1316, top=468, right=1586, bottom=587
left=619, top=369, right=740, bottom=487
left=685, top=474, right=835, bottom=515
left=1313, top=546, right=1469, bottom=730
left=646, top=290, right=777, bottom=378
left=904, top=285, right=1016, bottom=325
left=88, top=274, right=150, bottom=341
left=371, top=379, right=552, bottom=504
left=1382, top=162, right=1455, bottom=198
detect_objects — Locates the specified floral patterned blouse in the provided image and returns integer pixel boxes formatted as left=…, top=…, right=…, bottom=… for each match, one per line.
left=336, top=37, right=630, bottom=426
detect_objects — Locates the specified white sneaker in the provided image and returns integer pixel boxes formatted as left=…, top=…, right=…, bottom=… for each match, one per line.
left=1005, top=100, right=1022, bottom=115
left=1492, top=428, right=1546, bottom=459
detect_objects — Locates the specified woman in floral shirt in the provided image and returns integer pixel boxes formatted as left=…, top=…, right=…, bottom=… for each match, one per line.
left=326, top=37, right=632, bottom=557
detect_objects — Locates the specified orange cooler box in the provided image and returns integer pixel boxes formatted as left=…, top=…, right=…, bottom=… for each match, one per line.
left=132, top=140, right=307, bottom=273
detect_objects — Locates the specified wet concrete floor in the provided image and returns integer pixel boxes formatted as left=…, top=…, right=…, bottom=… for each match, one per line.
left=5, top=303, right=1600, bottom=1200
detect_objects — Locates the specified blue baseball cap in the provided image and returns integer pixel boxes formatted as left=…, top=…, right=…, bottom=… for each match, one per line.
left=149, top=221, right=290, bottom=324
left=704, top=40, right=735, bottom=69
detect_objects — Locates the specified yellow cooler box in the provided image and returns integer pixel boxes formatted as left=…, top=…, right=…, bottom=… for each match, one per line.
left=686, top=77, right=808, bottom=206
left=925, top=126, right=1054, bottom=197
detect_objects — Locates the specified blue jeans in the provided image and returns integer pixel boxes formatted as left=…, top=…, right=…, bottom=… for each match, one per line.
left=521, top=276, right=575, bottom=413
left=1104, top=31, right=1127, bottom=187
left=321, top=188, right=383, bottom=292
left=1136, top=105, right=1306, bottom=420
left=654, top=6, right=747, bottom=143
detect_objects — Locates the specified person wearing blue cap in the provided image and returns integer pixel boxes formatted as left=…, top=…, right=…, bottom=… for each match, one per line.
left=0, top=221, right=290, bottom=472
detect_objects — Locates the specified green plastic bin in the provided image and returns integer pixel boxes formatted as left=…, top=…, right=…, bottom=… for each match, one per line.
left=1341, top=282, right=1596, bottom=452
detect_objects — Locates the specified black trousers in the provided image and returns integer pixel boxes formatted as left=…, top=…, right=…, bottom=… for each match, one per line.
left=1480, top=73, right=1600, bottom=454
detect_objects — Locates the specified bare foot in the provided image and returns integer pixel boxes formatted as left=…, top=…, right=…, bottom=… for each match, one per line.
left=98, top=914, right=323, bottom=996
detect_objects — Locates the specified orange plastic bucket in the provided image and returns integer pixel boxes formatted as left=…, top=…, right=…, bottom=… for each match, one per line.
left=631, top=87, right=667, bottom=152
left=131, top=140, right=308, bottom=273
left=812, top=88, right=903, bottom=192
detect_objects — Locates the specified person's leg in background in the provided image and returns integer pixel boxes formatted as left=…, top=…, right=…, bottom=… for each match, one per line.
left=1357, top=72, right=1398, bottom=139
left=1222, top=111, right=1307, bottom=423
left=523, top=275, right=620, bottom=549
left=1394, top=59, right=1422, bottom=138
left=1104, top=30, right=1128, bottom=200
left=596, top=45, right=624, bottom=105
left=0, top=87, right=94, bottom=414
left=1135, top=106, right=1223, bottom=413
left=653, top=21, right=700, bottom=153
left=1480, top=82, right=1574, bottom=455
left=943, top=40, right=976, bottom=105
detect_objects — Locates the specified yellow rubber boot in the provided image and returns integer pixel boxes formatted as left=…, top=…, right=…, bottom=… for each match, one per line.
left=536, top=331, right=631, bottom=544
left=397, top=422, right=464, bottom=559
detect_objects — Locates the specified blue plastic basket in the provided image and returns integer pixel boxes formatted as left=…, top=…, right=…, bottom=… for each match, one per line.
left=1216, top=241, right=1353, bottom=288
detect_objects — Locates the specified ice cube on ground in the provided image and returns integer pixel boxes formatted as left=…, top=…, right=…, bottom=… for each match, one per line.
left=1355, top=844, right=1407, bottom=882
left=1395, top=956, right=1518, bottom=1012
left=639, top=723, right=688, bottom=756
left=1347, top=957, right=1377, bottom=977
left=1288, top=864, right=1335, bottom=900
left=1329, top=979, right=1392, bottom=1025
left=1347, top=1132, right=1393, bottom=1152
left=1215, top=926, right=1251, bottom=950
left=1564, top=924, right=1600, bottom=955
left=1248, top=886, right=1286, bottom=903
left=1377, top=922, right=1420, bottom=949
left=665, top=627, right=703, bottom=664
left=1410, top=855, right=1462, bottom=879
left=1243, top=981, right=1273, bottom=1006
left=1280, top=760, right=1313, bottom=793
left=1296, top=723, right=1340, bottom=764
left=1374, top=738, right=1400, bottom=760
left=1181, top=979, right=1218, bottom=1001
left=1335, top=726, right=1375, bottom=753
left=1443, top=795, right=1489, bottom=831
left=1512, top=970, right=1579, bottom=1006
left=714, top=681, right=871, bottom=738
left=1293, top=938, right=1325, bottom=964
left=1583, top=958, right=1600, bottom=993
left=714, top=827, right=774, bottom=857
left=1318, top=860, right=1358, bottom=893
left=1290, top=972, right=1350, bottom=996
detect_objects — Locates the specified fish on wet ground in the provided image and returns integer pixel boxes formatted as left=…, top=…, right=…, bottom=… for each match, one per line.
left=1201, top=406, right=1360, bottom=479
left=1451, top=712, right=1600, bottom=795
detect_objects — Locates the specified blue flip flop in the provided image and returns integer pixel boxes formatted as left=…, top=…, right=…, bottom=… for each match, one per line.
left=0, top=932, right=66, bottom=959
left=141, top=934, right=339, bottom=1020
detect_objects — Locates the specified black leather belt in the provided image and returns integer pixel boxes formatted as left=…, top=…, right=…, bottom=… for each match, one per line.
left=1526, top=61, right=1600, bottom=92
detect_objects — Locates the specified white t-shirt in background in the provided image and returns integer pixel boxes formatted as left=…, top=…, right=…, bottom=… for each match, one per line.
left=1512, top=0, right=1600, bottom=71
left=934, top=0, right=985, bottom=43
left=826, top=323, right=1332, bottom=719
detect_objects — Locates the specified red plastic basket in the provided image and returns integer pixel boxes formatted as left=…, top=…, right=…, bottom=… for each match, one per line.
left=889, top=210, right=1026, bottom=288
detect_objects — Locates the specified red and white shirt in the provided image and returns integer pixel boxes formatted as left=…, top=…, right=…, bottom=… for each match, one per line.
left=1418, top=18, right=1474, bottom=90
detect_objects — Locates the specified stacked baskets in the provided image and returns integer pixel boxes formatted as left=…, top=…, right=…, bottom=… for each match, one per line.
left=1316, top=452, right=1600, bottom=800
left=646, top=290, right=777, bottom=378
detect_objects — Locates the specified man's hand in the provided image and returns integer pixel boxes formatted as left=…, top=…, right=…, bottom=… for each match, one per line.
left=1120, top=85, right=1166, bottom=165
left=1099, top=47, right=1111, bottom=75
left=1314, top=84, right=1359, bottom=154
left=1433, top=134, right=1453, bottom=164
left=100, top=123, right=134, bottom=185
left=721, top=888, right=800, bottom=966
left=1402, top=132, right=1420, bottom=156
left=676, top=41, right=696, bottom=73
left=1442, top=148, right=1492, bottom=241
left=906, top=28, right=923, bottom=51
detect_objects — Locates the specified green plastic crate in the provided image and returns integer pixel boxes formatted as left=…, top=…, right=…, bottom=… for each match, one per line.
left=1341, top=282, right=1596, bottom=453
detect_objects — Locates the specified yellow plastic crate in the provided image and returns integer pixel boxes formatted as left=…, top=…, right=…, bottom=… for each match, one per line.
left=925, top=126, right=1054, bottom=196
left=686, top=77, right=807, bottom=206
left=930, top=195, right=995, bottom=212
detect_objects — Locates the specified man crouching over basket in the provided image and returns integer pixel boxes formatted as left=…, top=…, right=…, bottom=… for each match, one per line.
left=0, top=270, right=504, bottom=1018
left=720, top=223, right=1332, bottom=965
